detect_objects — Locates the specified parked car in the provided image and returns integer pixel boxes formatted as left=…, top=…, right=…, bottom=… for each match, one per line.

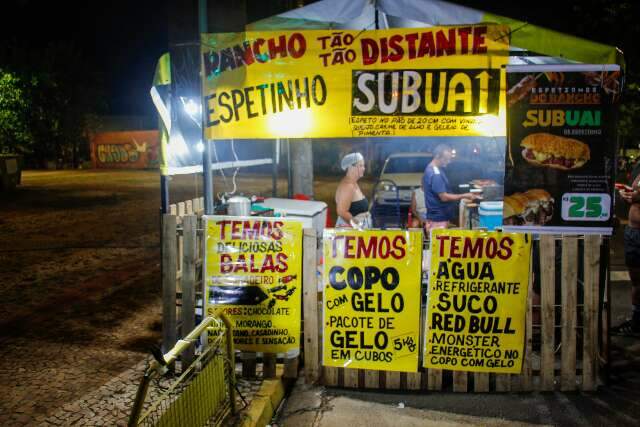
left=370, top=152, right=432, bottom=228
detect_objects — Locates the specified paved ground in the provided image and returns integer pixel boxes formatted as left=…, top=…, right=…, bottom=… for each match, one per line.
left=275, top=269, right=640, bottom=427
left=2, top=170, right=638, bottom=426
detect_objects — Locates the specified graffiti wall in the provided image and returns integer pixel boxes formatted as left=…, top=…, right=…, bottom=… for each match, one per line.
left=91, top=130, right=160, bottom=169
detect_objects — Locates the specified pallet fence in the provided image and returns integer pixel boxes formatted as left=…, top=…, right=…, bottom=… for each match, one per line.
left=303, top=233, right=609, bottom=392
left=162, top=204, right=609, bottom=391
left=162, top=197, right=299, bottom=379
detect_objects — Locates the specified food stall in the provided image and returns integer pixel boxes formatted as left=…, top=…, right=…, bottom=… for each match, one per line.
left=156, top=0, right=623, bottom=393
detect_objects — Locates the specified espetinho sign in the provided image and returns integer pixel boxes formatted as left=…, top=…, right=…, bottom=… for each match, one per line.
left=201, top=25, right=509, bottom=139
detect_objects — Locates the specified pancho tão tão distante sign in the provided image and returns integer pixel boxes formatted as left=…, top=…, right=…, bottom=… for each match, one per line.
left=201, top=25, right=509, bottom=139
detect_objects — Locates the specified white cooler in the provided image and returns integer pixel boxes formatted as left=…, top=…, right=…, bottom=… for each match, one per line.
left=256, top=198, right=328, bottom=236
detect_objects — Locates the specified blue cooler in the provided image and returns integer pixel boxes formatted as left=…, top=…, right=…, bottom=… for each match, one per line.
left=478, top=201, right=503, bottom=230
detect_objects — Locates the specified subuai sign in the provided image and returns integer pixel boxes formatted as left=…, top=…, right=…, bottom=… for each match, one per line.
left=425, top=229, right=531, bottom=373
left=201, top=25, right=509, bottom=139
left=204, top=216, right=302, bottom=353
left=323, top=229, right=422, bottom=372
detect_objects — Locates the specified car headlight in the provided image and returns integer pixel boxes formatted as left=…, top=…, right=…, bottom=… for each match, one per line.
left=382, top=183, right=397, bottom=192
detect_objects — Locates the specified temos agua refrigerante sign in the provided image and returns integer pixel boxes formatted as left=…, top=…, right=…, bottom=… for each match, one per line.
left=425, top=229, right=531, bottom=374
left=323, top=229, right=422, bottom=372
left=204, top=216, right=302, bottom=353
left=201, top=25, right=509, bottom=139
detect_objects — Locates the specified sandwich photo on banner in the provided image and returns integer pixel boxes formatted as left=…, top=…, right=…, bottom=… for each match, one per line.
left=503, top=64, right=620, bottom=234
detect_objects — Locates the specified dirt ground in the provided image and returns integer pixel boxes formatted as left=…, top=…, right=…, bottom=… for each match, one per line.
left=0, top=169, right=355, bottom=425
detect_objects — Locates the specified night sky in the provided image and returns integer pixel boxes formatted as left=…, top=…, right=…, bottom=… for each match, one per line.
left=5, top=1, right=638, bottom=117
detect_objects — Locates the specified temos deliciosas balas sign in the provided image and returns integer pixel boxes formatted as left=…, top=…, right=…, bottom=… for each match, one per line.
left=204, top=216, right=302, bottom=353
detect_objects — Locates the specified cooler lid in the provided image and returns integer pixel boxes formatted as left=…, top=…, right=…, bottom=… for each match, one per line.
left=257, top=198, right=328, bottom=217
left=479, top=201, right=504, bottom=212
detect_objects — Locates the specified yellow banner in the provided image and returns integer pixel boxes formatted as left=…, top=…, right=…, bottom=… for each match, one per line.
left=323, top=229, right=422, bottom=372
left=204, top=216, right=302, bottom=352
left=424, top=229, right=531, bottom=373
left=202, top=25, right=509, bottom=139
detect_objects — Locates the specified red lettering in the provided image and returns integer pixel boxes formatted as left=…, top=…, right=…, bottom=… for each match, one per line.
left=463, top=238, right=483, bottom=258
left=378, top=236, right=391, bottom=259
left=268, top=35, right=288, bottom=59
left=271, top=221, right=284, bottom=240
left=435, top=29, right=456, bottom=56
left=344, top=236, right=356, bottom=258
left=405, top=33, right=419, bottom=59
left=232, top=41, right=255, bottom=67
left=275, top=253, right=288, bottom=272
left=436, top=235, right=450, bottom=257
left=260, top=254, right=274, bottom=273
left=391, top=235, right=407, bottom=259
left=253, top=39, right=267, bottom=62
left=288, top=33, right=306, bottom=58
left=332, top=235, right=344, bottom=258
left=472, top=26, right=487, bottom=54
left=358, top=236, right=377, bottom=258
left=387, top=34, right=404, bottom=62
left=317, top=35, right=330, bottom=49
left=361, top=38, right=378, bottom=65
left=458, top=27, right=472, bottom=54
left=220, top=253, right=232, bottom=273
left=450, top=236, right=461, bottom=257
left=218, top=220, right=231, bottom=239
left=417, top=32, right=436, bottom=58
left=498, top=237, right=514, bottom=260
left=485, top=238, right=498, bottom=258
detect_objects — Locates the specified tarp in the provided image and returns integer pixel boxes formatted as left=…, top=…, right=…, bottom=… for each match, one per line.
left=247, top=0, right=623, bottom=67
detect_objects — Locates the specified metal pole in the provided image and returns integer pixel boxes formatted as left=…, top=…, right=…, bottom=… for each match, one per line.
left=160, top=174, right=170, bottom=213
left=199, top=0, right=214, bottom=215
left=287, top=139, right=293, bottom=198
left=272, top=139, right=279, bottom=197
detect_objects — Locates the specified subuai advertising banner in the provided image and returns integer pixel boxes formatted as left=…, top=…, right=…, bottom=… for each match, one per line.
left=323, top=229, right=422, bottom=372
left=201, top=25, right=510, bottom=139
left=204, top=216, right=302, bottom=352
left=504, top=64, right=620, bottom=234
left=424, top=229, right=531, bottom=374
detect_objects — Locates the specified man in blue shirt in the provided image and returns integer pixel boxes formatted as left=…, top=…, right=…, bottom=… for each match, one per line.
left=422, top=144, right=477, bottom=232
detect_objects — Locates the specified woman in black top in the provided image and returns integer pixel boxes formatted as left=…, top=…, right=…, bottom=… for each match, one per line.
left=335, top=152, right=370, bottom=228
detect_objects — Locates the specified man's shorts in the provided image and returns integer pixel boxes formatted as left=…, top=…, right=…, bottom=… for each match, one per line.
left=624, top=226, right=640, bottom=268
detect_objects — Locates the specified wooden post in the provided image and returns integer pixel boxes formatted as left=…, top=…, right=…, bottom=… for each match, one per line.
left=303, top=229, right=320, bottom=384
left=364, top=370, right=379, bottom=389
left=386, top=371, right=401, bottom=390
left=561, top=236, right=578, bottom=391
left=427, top=369, right=442, bottom=391
left=181, top=215, right=197, bottom=368
left=344, top=369, right=359, bottom=388
left=283, top=356, right=299, bottom=379
left=162, top=215, right=178, bottom=353
left=407, top=372, right=422, bottom=390
left=495, top=374, right=511, bottom=392
left=474, top=373, right=489, bottom=392
left=263, top=353, right=277, bottom=379
left=453, top=371, right=467, bottom=392
left=520, top=245, right=534, bottom=391
left=242, top=353, right=257, bottom=378
left=540, top=235, right=556, bottom=391
left=582, top=235, right=600, bottom=391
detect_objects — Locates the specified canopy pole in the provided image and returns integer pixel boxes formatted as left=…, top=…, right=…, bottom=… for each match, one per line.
left=199, top=0, right=214, bottom=214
